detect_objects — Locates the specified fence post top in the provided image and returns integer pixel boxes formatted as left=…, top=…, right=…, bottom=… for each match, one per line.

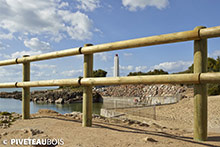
left=22, top=55, right=30, bottom=63
left=194, top=26, right=206, bottom=30
left=84, top=44, right=93, bottom=47
left=194, top=26, right=206, bottom=40
left=23, top=55, right=30, bottom=57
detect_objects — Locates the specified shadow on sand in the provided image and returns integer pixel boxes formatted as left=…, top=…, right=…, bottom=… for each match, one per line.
left=31, top=116, right=220, bottom=147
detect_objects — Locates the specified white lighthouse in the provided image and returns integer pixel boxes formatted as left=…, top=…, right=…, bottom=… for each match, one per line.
left=114, top=54, right=119, bottom=77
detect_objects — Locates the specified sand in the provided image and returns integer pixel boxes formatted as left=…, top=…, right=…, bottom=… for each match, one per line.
left=0, top=96, right=220, bottom=147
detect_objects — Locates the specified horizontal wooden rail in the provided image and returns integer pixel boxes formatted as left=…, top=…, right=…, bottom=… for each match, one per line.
left=0, top=26, right=220, bottom=66
left=1, top=25, right=218, bottom=140
left=1, top=73, right=220, bottom=88
left=81, top=73, right=200, bottom=85
left=200, top=72, right=220, bottom=83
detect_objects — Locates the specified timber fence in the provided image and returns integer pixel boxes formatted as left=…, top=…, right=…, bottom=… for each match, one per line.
left=1, top=25, right=220, bottom=141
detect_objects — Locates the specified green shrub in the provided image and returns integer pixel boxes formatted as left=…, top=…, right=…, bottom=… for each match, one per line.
left=128, top=69, right=168, bottom=76
left=208, top=84, right=220, bottom=96
left=0, top=120, right=9, bottom=123
left=0, top=112, right=11, bottom=116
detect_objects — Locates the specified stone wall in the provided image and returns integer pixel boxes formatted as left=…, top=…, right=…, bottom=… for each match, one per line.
left=94, top=84, right=193, bottom=102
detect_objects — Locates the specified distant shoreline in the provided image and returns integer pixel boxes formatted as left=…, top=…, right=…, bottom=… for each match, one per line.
left=0, top=87, right=57, bottom=92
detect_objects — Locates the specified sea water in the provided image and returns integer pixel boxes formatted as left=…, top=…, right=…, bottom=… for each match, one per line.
left=0, top=98, right=103, bottom=114
left=0, top=87, right=103, bottom=114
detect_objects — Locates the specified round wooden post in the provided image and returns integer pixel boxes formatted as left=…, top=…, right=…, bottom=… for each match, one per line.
left=194, top=26, right=207, bottom=141
left=82, top=44, right=93, bottom=127
left=22, top=55, right=30, bottom=119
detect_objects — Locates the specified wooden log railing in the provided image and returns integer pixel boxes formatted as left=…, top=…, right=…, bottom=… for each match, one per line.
left=0, top=25, right=220, bottom=141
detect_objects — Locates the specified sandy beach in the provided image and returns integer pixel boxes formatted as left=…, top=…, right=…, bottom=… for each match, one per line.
left=0, top=95, right=219, bottom=147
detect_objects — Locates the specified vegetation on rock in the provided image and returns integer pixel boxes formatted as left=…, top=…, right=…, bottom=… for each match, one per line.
left=127, top=69, right=168, bottom=76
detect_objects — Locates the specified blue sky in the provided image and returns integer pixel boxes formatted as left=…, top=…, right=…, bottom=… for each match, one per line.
left=0, top=0, right=220, bottom=83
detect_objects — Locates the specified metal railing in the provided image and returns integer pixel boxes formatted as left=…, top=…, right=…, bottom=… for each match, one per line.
left=1, top=25, right=220, bottom=141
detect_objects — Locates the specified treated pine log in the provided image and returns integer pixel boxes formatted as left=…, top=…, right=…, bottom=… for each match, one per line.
left=22, top=55, right=30, bottom=119
left=81, top=73, right=200, bottom=86
left=193, top=26, right=208, bottom=141
left=0, top=73, right=206, bottom=88
left=16, top=79, right=79, bottom=87
left=0, top=26, right=220, bottom=66
left=82, top=44, right=93, bottom=127
left=200, top=72, right=220, bottom=83
left=1, top=72, right=220, bottom=88
left=200, top=26, right=220, bottom=39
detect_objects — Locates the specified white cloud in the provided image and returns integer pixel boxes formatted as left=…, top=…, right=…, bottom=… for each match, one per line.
left=31, top=63, right=57, bottom=78
left=0, top=32, right=13, bottom=40
left=31, top=71, right=45, bottom=77
left=76, top=0, right=100, bottom=12
left=0, top=59, right=57, bottom=82
left=115, top=65, right=147, bottom=76
left=110, top=65, right=134, bottom=76
left=210, top=50, right=220, bottom=58
left=58, top=10, right=93, bottom=40
left=8, top=50, right=42, bottom=59
left=151, top=60, right=192, bottom=73
left=0, top=66, right=22, bottom=82
left=0, top=0, right=94, bottom=41
left=58, top=2, right=69, bottom=8
left=24, top=38, right=51, bottom=51
left=62, top=69, right=83, bottom=77
left=120, top=65, right=134, bottom=71
left=32, top=63, right=56, bottom=69
left=122, top=0, right=169, bottom=11
left=0, top=41, right=8, bottom=50
left=0, top=63, right=58, bottom=82
left=95, top=52, right=111, bottom=62
left=135, top=66, right=147, bottom=72
left=123, top=52, right=133, bottom=57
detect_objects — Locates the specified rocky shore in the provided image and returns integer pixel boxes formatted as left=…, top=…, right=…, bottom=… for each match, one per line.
left=0, top=89, right=102, bottom=104
left=0, top=84, right=193, bottom=104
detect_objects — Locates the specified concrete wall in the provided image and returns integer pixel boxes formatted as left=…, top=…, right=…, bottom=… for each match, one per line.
left=102, top=96, right=139, bottom=109
left=102, top=95, right=181, bottom=108
left=100, top=95, right=182, bottom=118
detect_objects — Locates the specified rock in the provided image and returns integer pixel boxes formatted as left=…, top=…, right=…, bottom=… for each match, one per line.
left=33, top=98, right=39, bottom=103
left=38, top=109, right=58, bottom=114
left=11, top=113, right=21, bottom=119
left=23, top=128, right=44, bottom=136
left=64, top=113, right=72, bottom=116
left=71, top=112, right=81, bottom=116
left=2, top=126, right=7, bottom=129
left=55, top=98, right=64, bottom=104
left=139, top=122, right=149, bottom=127
left=143, top=137, right=158, bottom=143
left=128, top=120, right=135, bottom=125
left=92, top=114, right=100, bottom=118
left=122, top=119, right=128, bottom=123
left=48, top=98, right=55, bottom=103
left=1, top=132, right=7, bottom=136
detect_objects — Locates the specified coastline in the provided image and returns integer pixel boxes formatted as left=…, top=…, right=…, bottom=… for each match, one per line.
left=0, top=89, right=103, bottom=104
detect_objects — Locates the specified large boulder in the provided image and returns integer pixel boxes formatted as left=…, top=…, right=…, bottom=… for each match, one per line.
left=55, top=98, right=64, bottom=104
